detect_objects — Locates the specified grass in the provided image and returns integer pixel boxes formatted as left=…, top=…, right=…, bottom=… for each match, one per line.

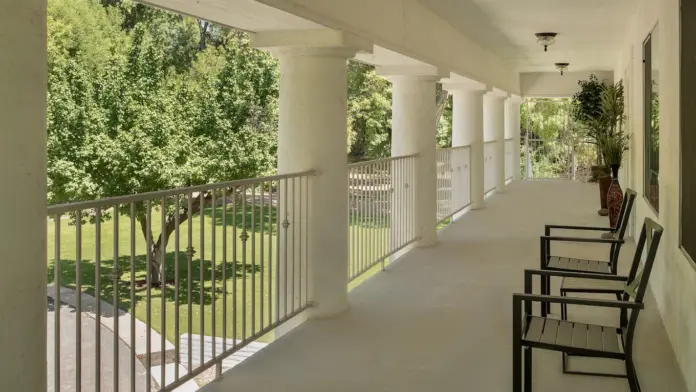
left=47, top=202, right=398, bottom=345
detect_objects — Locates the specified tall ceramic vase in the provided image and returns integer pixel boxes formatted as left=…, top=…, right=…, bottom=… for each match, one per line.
left=607, top=164, right=623, bottom=229
left=598, top=174, right=611, bottom=216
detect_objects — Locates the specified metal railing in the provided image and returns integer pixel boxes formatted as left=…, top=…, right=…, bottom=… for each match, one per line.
left=436, top=146, right=471, bottom=224
left=505, top=138, right=514, bottom=181
left=525, top=138, right=597, bottom=181
left=484, top=140, right=497, bottom=193
left=525, top=138, right=572, bottom=179
left=47, top=171, right=314, bottom=392
left=348, top=154, right=418, bottom=281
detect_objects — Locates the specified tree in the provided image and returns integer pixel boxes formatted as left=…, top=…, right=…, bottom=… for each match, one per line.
left=347, top=61, right=392, bottom=159
left=47, top=0, right=279, bottom=282
left=436, top=94, right=453, bottom=148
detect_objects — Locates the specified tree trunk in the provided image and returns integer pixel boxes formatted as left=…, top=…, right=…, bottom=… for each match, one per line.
left=435, top=88, right=450, bottom=126
left=137, top=191, right=212, bottom=284
left=198, top=21, right=209, bottom=51
left=150, top=243, right=167, bottom=285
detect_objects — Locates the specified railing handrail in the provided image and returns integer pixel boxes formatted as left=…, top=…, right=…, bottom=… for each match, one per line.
left=347, top=153, right=419, bottom=169
left=436, top=145, right=471, bottom=152
left=47, top=170, right=317, bottom=215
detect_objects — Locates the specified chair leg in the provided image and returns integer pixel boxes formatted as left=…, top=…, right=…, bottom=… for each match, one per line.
left=561, top=291, right=567, bottom=320
left=513, top=342, right=522, bottom=392
left=541, top=275, right=548, bottom=317
left=626, top=360, right=641, bottom=392
left=545, top=275, right=552, bottom=314
left=524, top=347, right=532, bottom=392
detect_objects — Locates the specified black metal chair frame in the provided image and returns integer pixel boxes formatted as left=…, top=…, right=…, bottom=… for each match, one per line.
left=513, top=218, right=663, bottom=392
left=539, top=189, right=637, bottom=316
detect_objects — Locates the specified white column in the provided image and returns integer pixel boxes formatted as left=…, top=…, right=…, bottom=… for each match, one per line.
left=254, top=31, right=371, bottom=319
left=0, top=0, right=47, bottom=390
left=485, top=90, right=508, bottom=194
left=448, top=87, right=487, bottom=210
left=507, top=96, right=523, bottom=181
left=381, top=67, right=444, bottom=247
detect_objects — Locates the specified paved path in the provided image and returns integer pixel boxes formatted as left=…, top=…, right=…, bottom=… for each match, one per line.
left=45, top=286, right=265, bottom=392
left=47, top=297, right=151, bottom=392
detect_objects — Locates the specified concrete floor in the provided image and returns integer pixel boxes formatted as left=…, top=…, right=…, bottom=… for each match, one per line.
left=200, top=180, right=688, bottom=392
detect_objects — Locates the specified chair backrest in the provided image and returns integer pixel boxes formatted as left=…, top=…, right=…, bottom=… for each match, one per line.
left=622, top=218, right=663, bottom=351
left=608, top=188, right=638, bottom=270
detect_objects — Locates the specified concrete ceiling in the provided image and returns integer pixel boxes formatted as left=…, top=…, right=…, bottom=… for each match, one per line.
left=141, top=0, right=324, bottom=32
left=419, top=0, right=637, bottom=73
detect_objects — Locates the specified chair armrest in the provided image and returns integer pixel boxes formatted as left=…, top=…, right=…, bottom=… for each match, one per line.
left=541, top=235, right=624, bottom=245
left=545, top=224, right=613, bottom=234
left=513, top=293, right=644, bottom=310
left=524, top=269, right=629, bottom=281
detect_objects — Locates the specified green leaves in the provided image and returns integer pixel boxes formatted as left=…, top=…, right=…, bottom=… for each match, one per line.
left=347, top=61, right=392, bottom=159
left=572, top=74, right=606, bottom=128
left=47, top=0, right=279, bottom=208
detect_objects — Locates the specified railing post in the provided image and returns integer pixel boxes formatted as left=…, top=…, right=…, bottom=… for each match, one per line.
left=0, top=1, right=48, bottom=390
left=507, top=95, right=524, bottom=181
left=380, top=67, right=446, bottom=247
left=485, top=89, right=509, bottom=194
left=525, top=136, right=532, bottom=179
left=571, top=145, right=577, bottom=180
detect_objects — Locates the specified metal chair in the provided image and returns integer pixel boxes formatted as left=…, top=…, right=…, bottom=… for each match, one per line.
left=539, top=188, right=637, bottom=316
left=513, top=218, right=663, bottom=392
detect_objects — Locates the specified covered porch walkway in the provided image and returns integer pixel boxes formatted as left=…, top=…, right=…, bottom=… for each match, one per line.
left=202, top=180, right=686, bottom=392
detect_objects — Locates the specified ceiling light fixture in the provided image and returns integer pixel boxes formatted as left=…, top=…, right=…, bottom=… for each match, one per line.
left=535, top=32, right=558, bottom=52
left=555, top=62, right=570, bottom=75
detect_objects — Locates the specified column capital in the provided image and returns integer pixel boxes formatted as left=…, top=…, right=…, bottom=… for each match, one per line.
left=440, top=74, right=488, bottom=93
left=252, top=29, right=372, bottom=58
left=376, top=65, right=449, bottom=81
left=486, top=88, right=510, bottom=100
left=507, top=94, right=524, bottom=104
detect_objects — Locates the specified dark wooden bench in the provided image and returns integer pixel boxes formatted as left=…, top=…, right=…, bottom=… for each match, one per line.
left=513, top=218, right=663, bottom=392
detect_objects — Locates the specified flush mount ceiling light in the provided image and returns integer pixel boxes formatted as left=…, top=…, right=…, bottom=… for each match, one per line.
left=555, top=62, right=570, bottom=75
left=535, top=32, right=558, bottom=52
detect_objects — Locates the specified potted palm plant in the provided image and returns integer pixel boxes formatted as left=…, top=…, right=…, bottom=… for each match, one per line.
left=572, top=74, right=611, bottom=214
left=596, top=81, right=629, bottom=229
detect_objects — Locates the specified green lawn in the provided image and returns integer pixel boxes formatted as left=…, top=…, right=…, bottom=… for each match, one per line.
left=47, top=203, right=396, bottom=344
left=48, top=204, right=284, bottom=344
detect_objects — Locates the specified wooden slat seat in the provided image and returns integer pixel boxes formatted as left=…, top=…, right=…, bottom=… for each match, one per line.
left=522, top=316, right=624, bottom=358
left=561, top=277, right=626, bottom=293
left=546, top=256, right=612, bottom=274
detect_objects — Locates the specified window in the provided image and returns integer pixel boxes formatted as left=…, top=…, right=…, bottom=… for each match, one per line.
left=643, top=26, right=659, bottom=212
left=681, top=3, right=696, bottom=263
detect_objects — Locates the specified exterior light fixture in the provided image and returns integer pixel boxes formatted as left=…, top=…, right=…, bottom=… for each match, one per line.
left=535, top=32, right=558, bottom=52
left=555, top=62, right=570, bottom=75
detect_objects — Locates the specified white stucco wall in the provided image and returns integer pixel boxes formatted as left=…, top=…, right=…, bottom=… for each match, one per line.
left=615, top=0, right=696, bottom=390
left=520, top=71, right=614, bottom=97
left=254, top=0, right=519, bottom=94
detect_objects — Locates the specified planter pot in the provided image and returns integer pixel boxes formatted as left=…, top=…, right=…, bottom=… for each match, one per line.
left=590, top=165, right=609, bottom=183
left=598, top=174, right=611, bottom=216
left=607, top=164, right=623, bottom=229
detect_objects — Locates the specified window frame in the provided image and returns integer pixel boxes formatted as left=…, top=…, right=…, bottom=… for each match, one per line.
left=642, top=30, right=659, bottom=213
left=679, top=0, right=696, bottom=268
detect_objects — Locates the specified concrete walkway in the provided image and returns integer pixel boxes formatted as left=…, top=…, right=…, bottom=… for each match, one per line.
left=46, top=286, right=199, bottom=392
left=199, top=180, right=688, bottom=392
left=46, top=286, right=265, bottom=391
left=47, top=297, right=150, bottom=392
